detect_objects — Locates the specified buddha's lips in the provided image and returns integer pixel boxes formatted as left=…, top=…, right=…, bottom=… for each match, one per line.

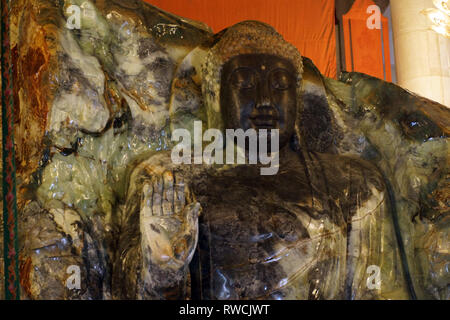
left=250, top=114, right=279, bottom=128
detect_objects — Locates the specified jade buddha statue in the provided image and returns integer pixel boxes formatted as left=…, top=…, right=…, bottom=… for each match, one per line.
left=115, top=21, right=410, bottom=300
left=5, top=0, right=448, bottom=300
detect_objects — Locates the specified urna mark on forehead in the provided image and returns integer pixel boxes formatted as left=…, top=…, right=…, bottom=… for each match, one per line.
left=220, top=54, right=299, bottom=95
left=221, top=54, right=298, bottom=77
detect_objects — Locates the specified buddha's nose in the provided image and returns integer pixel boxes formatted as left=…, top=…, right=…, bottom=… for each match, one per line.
left=255, top=81, right=272, bottom=109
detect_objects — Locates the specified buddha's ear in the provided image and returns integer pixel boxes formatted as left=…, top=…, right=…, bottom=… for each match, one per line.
left=295, top=57, right=340, bottom=153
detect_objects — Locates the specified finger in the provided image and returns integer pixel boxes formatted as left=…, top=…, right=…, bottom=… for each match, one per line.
left=162, top=171, right=174, bottom=216
left=185, top=202, right=202, bottom=221
left=177, top=203, right=200, bottom=245
left=174, top=202, right=200, bottom=262
left=174, top=173, right=186, bottom=214
left=152, top=177, right=163, bottom=216
left=141, top=182, right=153, bottom=218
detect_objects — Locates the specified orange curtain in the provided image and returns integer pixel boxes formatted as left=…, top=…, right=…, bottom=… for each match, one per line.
left=145, top=0, right=337, bottom=78
left=342, top=0, right=392, bottom=81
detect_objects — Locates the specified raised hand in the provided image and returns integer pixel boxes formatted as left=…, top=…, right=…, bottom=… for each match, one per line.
left=140, top=170, right=201, bottom=270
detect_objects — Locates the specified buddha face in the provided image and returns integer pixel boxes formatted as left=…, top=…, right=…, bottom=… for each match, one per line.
left=220, top=54, right=298, bottom=149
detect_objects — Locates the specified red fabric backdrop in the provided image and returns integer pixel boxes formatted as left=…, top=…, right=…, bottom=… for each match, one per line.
left=145, top=0, right=337, bottom=78
left=343, top=0, right=392, bottom=81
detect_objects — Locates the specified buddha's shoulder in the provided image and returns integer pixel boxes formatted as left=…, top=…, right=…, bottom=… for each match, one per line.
left=303, top=151, right=387, bottom=193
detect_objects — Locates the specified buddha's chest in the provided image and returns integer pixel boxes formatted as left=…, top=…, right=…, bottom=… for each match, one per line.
left=189, top=167, right=347, bottom=299
left=192, top=166, right=315, bottom=248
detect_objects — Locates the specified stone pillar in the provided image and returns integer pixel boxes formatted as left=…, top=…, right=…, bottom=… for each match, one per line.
left=390, top=0, right=450, bottom=107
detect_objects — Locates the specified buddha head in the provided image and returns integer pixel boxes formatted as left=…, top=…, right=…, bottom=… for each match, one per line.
left=202, top=21, right=304, bottom=150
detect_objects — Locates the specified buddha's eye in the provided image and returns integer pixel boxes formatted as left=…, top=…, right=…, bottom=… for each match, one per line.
left=270, top=69, right=293, bottom=90
left=230, top=68, right=256, bottom=89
